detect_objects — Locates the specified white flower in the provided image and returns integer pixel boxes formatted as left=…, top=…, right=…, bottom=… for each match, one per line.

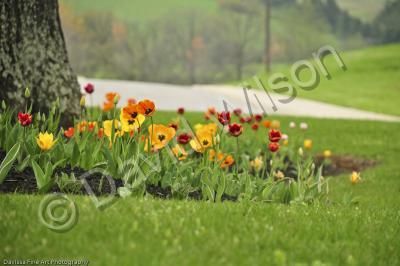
left=281, top=134, right=289, bottom=140
left=300, top=122, right=308, bottom=130
left=289, top=122, right=296, bottom=128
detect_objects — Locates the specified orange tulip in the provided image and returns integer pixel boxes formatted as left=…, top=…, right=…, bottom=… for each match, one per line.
left=103, top=101, right=114, bottom=112
left=64, top=127, right=74, bottom=138
left=220, top=155, right=235, bottom=169
left=138, top=99, right=156, bottom=117
left=106, top=92, right=120, bottom=103
left=77, top=121, right=87, bottom=132
left=262, top=120, right=271, bottom=128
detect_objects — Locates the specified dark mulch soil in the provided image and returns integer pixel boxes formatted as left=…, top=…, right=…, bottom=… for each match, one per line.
left=0, top=165, right=124, bottom=196
left=145, top=184, right=236, bottom=201
left=0, top=150, right=376, bottom=199
left=315, top=154, right=377, bottom=176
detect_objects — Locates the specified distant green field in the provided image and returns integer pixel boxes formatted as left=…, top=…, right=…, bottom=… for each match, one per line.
left=60, top=0, right=218, bottom=23
left=252, top=44, right=400, bottom=116
left=63, top=0, right=385, bottom=23
left=337, top=0, right=386, bottom=22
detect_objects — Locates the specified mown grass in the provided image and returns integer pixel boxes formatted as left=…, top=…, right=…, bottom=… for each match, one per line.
left=251, top=44, right=400, bottom=116
left=1, top=112, right=400, bottom=265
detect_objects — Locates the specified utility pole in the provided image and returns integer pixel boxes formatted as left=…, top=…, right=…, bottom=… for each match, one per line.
left=264, top=0, right=271, bottom=73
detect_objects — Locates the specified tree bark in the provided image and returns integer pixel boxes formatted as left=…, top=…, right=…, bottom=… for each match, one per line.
left=0, top=0, right=80, bottom=119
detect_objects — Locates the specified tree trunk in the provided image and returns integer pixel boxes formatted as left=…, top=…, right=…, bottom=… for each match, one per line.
left=264, top=0, right=271, bottom=73
left=0, top=0, right=80, bottom=119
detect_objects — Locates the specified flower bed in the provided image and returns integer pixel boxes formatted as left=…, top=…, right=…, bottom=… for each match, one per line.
left=0, top=87, right=364, bottom=203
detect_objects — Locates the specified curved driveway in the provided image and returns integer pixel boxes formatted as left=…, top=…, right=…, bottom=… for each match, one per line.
left=79, top=77, right=400, bottom=122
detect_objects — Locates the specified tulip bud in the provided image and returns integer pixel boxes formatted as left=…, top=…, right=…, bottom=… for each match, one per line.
left=80, top=95, right=86, bottom=107
left=24, top=87, right=31, bottom=98
left=55, top=97, right=60, bottom=108
left=36, top=112, right=41, bottom=122
left=1, top=100, right=6, bottom=110
left=42, top=113, right=46, bottom=121
left=298, top=147, right=304, bottom=157
left=113, top=95, right=119, bottom=105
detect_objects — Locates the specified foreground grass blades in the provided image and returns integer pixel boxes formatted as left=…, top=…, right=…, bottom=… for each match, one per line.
left=0, top=196, right=399, bottom=265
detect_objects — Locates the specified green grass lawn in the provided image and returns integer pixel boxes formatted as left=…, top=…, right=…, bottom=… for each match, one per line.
left=250, top=44, right=400, bottom=117
left=1, top=112, right=400, bottom=265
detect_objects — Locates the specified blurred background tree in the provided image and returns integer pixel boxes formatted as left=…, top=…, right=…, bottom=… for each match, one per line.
left=57, top=0, right=397, bottom=85
left=370, top=0, right=400, bottom=44
left=0, top=0, right=80, bottom=118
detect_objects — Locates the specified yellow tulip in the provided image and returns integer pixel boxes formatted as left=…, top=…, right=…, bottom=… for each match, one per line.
left=189, top=132, right=213, bottom=153
left=148, top=124, right=176, bottom=150
left=103, top=120, right=124, bottom=139
left=194, top=124, right=203, bottom=131
left=250, top=156, right=263, bottom=172
left=120, top=110, right=145, bottom=133
left=350, top=171, right=361, bottom=184
left=283, top=139, right=289, bottom=146
left=36, top=132, right=56, bottom=151
left=271, top=120, right=280, bottom=129
left=304, top=139, right=313, bottom=150
left=195, top=123, right=218, bottom=136
left=323, top=150, right=332, bottom=158
left=172, top=145, right=188, bottom=161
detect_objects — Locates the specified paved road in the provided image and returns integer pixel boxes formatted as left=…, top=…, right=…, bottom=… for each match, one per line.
left=78, top=77, right=400, bottom=122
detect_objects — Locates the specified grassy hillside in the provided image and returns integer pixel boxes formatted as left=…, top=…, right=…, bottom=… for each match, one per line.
left=337, top=0, right=386, bottom=22
left=60, top=0, right=217, bottom=23
left=252, top=44, right=400, bottom=116
left=63, top=0, right=385, bottom=23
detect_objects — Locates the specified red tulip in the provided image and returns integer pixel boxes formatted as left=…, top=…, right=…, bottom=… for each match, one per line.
left=269, top=142, right=279, bottom=152
left=254, top=114, right=263, bottom=122
left=98, top=128, right=104, bottom=138
left=268, top=129, right=282, bottom=143
left=239, top=117, right=246, bottom=123
left=169, top=123, right=178, bottom=131
left=18, top=112, right=32, bottom=127
left=177, top=107, right=185, bottom=115
left=177, top=133, right=191, bottom=144
left=233, top=108, right=242, bottom=116
left=84, top=83, right=94, bottom=94
left=251, top=123, right=259, bottom=130
left=245, top=117, right=253, bottom=124
left=218, top=111, right=231, bottom=125
left=228, top=123, right=243, bottom=137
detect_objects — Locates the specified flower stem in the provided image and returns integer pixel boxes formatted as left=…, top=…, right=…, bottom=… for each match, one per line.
left=148, top=116, right=154, bottom=156
left=236, top=137, right=240, bottom=177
